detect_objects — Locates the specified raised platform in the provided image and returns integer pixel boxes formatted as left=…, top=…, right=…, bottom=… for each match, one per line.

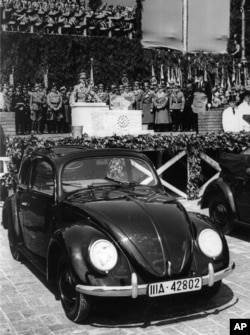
left=71, top=103, right=153, bottom=137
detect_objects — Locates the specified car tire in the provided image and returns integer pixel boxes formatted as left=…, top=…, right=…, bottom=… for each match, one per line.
left=209, top=196, right=234, bottom=234
left=199, top=280, right=222, bottom=298
left=57, top=256, right=90, bottom=323
left=8, top=230, right=22, bottom=261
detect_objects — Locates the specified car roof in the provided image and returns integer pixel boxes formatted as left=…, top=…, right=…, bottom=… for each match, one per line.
left=32, top=146, right=148, bottom=162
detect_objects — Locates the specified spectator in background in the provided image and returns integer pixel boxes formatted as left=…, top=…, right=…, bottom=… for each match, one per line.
left=46, top=83, right=62, bottom=133
left=237, top=90, right=250, bottom=132
left=97, top=83, right=109, bottom=104
left=30, top=83, right=46, bottom=133
left=2, top=84, right=9, bottom=112
left=168, top=81, right=185, bottom=131
left=4, top=86, right=15, bottom=113
left=60, top=86, right=71, bottom=133
left=108, top=84, right=118, bottom=109
left=22, top=85, right=31, bottom=134
left=133, top=81, right=143, bottom=110
left=222, top=96, right=241, bottom=132
left=153, top=83, right=171, bottom=132
left=141, top=81, right=154, bottom=130
left=123, top=83, right=135, bottom=110
left=183, top=80, right=195, bottom=131
left=0, top=84, right=4, bottom=112
left=191, top=70, right=212, bottom=132
left=13, top=85, right=26, bottom=134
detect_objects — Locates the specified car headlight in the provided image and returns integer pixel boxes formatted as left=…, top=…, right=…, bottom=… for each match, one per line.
left=198, top=229, right=223, bottom=258
left=89, top=239, right=118, bottom=273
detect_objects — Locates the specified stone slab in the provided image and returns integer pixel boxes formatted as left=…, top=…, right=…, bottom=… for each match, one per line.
left=71, top=103, right=146, bottom=137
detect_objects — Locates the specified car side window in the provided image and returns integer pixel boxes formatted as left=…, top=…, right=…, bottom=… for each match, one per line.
left=30, top=160, right=54, bottom=196
left=18, top=157, right=32, bottom=188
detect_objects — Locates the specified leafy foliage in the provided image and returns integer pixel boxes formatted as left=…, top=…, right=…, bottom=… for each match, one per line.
left=1, top=0, right=249, bottom=87
left=2, top=132, right=250, bottom=199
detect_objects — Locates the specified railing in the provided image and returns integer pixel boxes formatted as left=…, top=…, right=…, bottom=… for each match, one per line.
left=0, top=151, right=221, bottom=200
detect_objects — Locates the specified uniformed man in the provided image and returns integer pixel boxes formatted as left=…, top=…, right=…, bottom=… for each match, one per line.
left=133, top=81, right=143, bottom=110
left=30, top=83, right=46, bottom=133
left=168, top=82, right=185, bottom=131
left=97, top=83, right=109, bottom=104
left=70, top=72, right=100, bottom=105
left=46, top=83, right=63, bottom=133
left=13, top=85, right=26, bottom=134
left=22, top=85, right=31, bottom=134
left=108, top=84, right=118, bottom=109
left=123, top=83, right=135, bottom=110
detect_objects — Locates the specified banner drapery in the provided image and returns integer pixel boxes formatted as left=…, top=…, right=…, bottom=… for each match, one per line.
left=141, top=0, right=183, bottom=51
left=141, top=0, right=230, bottom=53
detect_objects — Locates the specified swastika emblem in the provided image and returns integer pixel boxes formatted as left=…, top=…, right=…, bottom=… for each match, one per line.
left=117, top=115, right=130, bottom=128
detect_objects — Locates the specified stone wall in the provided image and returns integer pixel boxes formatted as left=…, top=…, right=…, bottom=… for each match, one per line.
left=0, top=112, right=16, bottom=137
left=198, top=109, right=223, bottom=134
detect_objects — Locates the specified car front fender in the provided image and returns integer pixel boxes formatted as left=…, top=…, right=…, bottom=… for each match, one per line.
left=188, top=212, right=230, bottom=273
left=47, top=223, right=107, bottom=284
left=200, top=178, right=237, bottom=215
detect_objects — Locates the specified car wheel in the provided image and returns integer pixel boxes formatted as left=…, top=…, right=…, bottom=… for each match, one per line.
left=8, top=230, right=22, bottom=261
left=57, top=257, right=90, bottom=323
left=199, top=280, right=222, bottom=298
left=209, top=196, right=234, bottom=234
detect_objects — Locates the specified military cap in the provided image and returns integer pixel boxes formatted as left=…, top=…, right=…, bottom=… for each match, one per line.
left=79, top=72, right=87, bottom=79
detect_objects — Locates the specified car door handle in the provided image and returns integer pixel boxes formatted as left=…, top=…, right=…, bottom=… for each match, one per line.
left=21, top=202, right=30, bottom=207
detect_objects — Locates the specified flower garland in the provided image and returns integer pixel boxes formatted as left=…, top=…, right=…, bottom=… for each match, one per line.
left=1, top=132, right=250, bottom=199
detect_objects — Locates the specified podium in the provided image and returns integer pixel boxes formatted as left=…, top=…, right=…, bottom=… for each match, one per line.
left=71, top=102, right=151, bottom=137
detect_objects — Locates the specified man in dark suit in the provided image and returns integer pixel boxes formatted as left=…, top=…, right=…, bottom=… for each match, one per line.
left=192, top=70, right=212, bottom=132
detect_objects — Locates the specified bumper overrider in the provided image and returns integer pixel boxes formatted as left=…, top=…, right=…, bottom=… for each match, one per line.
left=76, top=262, right=235, bottom=298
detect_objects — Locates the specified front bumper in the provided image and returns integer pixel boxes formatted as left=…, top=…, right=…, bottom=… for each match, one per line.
left=76, top=262, right=235, bottom=298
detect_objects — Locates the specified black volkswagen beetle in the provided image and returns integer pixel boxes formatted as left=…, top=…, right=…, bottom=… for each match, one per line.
left=2, top=146, right=234, bottom=323
left=200, top=149, right=250, bottom=234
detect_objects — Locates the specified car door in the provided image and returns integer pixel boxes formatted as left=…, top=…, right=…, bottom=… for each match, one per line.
left=233, top=172, right=250, bottom=224
left=18, top=157, right=56, bottom=258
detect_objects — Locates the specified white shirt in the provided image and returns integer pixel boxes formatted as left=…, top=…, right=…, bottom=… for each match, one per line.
left=0, top=92, right=4, bottom=110
left=237, top=101, right=250, bottom=131
left=222, top=106, right=241, bottom=132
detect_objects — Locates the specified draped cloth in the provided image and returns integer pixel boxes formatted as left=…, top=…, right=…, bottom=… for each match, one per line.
left=141, top=0, right=230, bottom=53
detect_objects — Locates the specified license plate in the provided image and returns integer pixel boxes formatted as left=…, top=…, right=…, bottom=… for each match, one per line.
left=148, top=277, right=202, bottom=297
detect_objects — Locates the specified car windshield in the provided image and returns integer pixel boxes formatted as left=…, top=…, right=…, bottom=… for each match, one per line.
left=62, top=156, right=158, bottom=193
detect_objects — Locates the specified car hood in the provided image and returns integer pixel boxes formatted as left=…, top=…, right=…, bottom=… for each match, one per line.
left=65, top=189, right=193, bottom=278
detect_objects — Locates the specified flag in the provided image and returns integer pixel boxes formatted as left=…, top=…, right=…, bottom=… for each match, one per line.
left=204, top=68, right=208, bottom=82
left=90, top=58, right=94, bottom=85
left=227, top=74, right=231, bottom=90
left=232, top=60, right=236, bottom=82
left=151, top=64, right=156, bottom=78
left=160, top=64, right=164, bottom=81
left=167, top=67, right=171, bottom=84
left=44, top=68, right=48, bottom=88
left=9, top=67, right=14, bottom=86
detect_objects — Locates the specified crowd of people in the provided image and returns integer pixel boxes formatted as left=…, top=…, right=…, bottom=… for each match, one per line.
left=1, top=69, right=250, bottom=135
left=0, top=0, right=136, bottom=37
